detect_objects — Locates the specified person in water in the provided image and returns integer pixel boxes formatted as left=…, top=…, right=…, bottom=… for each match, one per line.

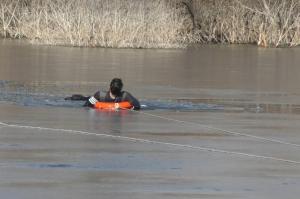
left=66, top=78, right=140, bottom=110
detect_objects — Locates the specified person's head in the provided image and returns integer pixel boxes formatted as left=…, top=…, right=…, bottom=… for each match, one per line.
left=110, top=78, right=123, bottom=96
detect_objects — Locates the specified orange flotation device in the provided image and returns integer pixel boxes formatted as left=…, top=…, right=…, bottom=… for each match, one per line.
left=94, top=101, right=133, bottom=110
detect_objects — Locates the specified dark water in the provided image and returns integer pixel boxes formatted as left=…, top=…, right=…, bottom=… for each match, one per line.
left=0, top=80, right=223, bottom=111
left=1, top=39, right=300, bottom=199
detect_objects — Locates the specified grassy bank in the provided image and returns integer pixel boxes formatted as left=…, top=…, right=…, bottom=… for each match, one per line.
left=1, top=0, right=299, bottom=48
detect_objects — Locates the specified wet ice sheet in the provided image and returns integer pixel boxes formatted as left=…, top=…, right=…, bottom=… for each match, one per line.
left=0, top=104, right=300, bottom=199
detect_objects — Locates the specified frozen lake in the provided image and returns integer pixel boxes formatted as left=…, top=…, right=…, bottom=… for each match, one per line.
left=0, top=39, right=300, bottom=198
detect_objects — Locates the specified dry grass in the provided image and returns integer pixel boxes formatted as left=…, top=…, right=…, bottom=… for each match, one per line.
left=0, top=0, right=192, bottom=48
left=0, top=0, right=299, bottom=48
left=192, top=0, right=300, bottom=47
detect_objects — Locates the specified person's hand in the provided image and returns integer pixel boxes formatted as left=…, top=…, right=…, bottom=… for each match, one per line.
left=114, top=103, right=120, bottom=110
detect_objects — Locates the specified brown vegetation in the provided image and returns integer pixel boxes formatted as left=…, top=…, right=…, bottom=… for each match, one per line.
left=0, top=0, right=192, bottom=48
left=0, top=0, right=299, bottom=48
left=192, top=0, right=300, bottom=47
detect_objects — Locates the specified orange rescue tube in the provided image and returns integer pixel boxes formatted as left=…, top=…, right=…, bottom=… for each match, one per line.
left=94, top=101, right=133, bottom=110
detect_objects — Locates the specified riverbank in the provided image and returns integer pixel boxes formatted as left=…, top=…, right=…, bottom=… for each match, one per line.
left=0, top=0, right=299, bottom=48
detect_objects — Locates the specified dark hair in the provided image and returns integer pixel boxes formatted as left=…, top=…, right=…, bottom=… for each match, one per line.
left=110, top=78, right=123, bottom=96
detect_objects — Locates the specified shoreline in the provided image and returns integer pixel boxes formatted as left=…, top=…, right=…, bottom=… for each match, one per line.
left=2, top=37, right=300, bottom=50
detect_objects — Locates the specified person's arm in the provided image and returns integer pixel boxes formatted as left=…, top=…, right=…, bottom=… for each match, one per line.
left=84, top=91, right=101, bottom=107
left=123, top=91, right=140, bottom=110
left=65, top=94, right=89, bottom=101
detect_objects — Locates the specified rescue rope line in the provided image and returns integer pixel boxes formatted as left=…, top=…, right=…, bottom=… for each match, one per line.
left=125, top=108, right=300, bottom=148
left=0, top=121, right=299, bottom=165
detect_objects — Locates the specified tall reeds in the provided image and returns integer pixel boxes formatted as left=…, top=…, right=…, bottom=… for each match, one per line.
left=0, top=0, right=192, bottom=48
left=192, top=0, right=300, bottom=47
left=1, top=0, right=299, bottom=48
